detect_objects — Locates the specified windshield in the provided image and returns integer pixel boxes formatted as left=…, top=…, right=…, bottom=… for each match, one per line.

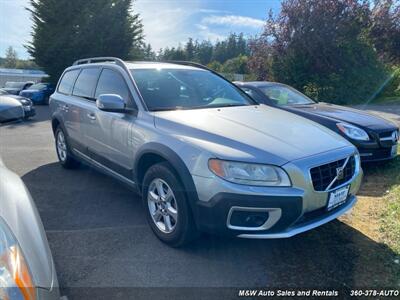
left=4, top=82, right=25, bottom=89
left=131, top=68, right=255, bottom=111
left=29, top=83, right=46, bottom=90
left=260, top=84, right=315, bottom=106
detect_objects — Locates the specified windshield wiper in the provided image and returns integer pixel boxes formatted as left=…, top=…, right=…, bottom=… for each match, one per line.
left=149, top=106, right=187, bottom=111
left=150, top=103, right=249, bottom=111
left=204, top=103, right=248, bottom=109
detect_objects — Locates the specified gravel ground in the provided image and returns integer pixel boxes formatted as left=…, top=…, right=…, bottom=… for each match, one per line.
left=0, top=106, right=398, bottom=300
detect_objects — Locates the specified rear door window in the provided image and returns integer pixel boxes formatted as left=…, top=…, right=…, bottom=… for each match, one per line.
left=72, top=68, right=101, bottom=99
left=58, top=70, right=80, bottom=95
left=95, top=69, right=131, bottom=102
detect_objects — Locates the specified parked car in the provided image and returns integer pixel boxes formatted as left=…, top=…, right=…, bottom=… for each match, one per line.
left=235, top=81, right=399, bottom=162
left=0, top=156, right=61, bottom=299
left=20, top=82, right=55, bottom=105
left=0, top=89, right=36, bottom=120
left=50, top=57, right=363, bottom=246
left=2, top=81, right=34, bottom=95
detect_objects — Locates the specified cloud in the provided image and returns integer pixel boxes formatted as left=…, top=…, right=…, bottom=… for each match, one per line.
left=135, top=0, right=203, bottom=51
left=0, top=0, right=32, bottom=58
left=195, top=24, right=226, bottom=42
left=202, top=15, right=264, bottom=29
left=197, top=9, right=231, bottom=14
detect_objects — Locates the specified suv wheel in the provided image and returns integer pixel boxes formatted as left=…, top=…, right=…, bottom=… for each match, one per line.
left=55, top=126, right=79, bottom=169
left=142, top=162, right=198, bottom=247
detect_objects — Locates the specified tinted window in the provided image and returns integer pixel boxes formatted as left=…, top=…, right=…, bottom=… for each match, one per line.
left=131, top=68, right=255, bottom=111
left=29, top=83, right=47, bottom=90
left=260, top=85, right=315, bottom=106
left=58, top=70, right=80, bottom=95
left=95, top=69, right=130, bottom=101
left=72, top=68, right=100, bottom=99
left=241, top=87, right=264, bottom=103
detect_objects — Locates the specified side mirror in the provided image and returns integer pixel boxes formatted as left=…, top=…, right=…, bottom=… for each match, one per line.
left=96, top=94, right=126, bottom=113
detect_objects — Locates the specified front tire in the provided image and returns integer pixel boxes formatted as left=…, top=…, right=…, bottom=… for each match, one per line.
left=142, top=162, right=198, bottom=247
left=55, top=126, right=80, bottom=169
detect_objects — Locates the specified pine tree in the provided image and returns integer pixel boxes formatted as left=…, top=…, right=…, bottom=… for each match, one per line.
left=27, top=0, right=144, bottom=82
left=185, top=38, right=195, bottom=61
left=4, top=46, right=18, bottom=68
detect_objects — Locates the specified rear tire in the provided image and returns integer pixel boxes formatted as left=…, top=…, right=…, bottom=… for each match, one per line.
left=55, top=126, right=80, bottom=169
left=142, top=162, right=198, bottom=247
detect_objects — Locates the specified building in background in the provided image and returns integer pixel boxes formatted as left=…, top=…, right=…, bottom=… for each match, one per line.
left=0, top=68, right=48, bottom=87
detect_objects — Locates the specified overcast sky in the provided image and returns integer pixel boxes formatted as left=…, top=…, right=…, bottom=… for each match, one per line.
left=0, top=0, right=281, bottom=59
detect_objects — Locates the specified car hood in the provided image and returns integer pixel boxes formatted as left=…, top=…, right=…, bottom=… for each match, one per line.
left=154, top=105, right=351, bottom=165
left=285, top=103, right=397, bottom=130
left=0, top=165, right=55, bottom=290
left=0, top=96, right=22, bottom=109
left=2, top=88, right=20, bottom=94
left=6, top=95, right=26, bottom=101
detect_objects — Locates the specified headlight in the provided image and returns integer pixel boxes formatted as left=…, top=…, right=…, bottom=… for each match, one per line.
left=19, top=99, right=31, bottom=106
left=208, top=159, right=291, bottom=186
left=0, top=218, right=36, bottom=300
left=337, top=123, right=369, bottom=141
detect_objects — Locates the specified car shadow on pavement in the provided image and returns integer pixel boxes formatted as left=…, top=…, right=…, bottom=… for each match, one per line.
left=22, top=162, right=399, bottom=299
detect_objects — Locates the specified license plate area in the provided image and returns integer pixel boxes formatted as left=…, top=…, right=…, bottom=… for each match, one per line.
left=327, top=185, right=349, bottom=211
left=391, top=144, right=398, bottom=157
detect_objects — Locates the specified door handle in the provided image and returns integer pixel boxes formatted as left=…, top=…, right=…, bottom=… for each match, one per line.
left=87, top=113, right=96, bottom=120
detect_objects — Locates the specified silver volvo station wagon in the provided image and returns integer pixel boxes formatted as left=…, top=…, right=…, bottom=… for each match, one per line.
left=50, top=57, right=363, bottom=246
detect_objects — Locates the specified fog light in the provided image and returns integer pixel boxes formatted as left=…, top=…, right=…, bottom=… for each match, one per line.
left=230, top=210, right=269, bottom=228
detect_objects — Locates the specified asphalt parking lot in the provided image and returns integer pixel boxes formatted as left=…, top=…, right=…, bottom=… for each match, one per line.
left=0, top=106, right=399, bottom=299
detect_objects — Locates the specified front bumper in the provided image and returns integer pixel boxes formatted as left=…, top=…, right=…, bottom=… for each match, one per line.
left=357, top=143, right=397, bottom=162
left=0, top=106, right=24, bottom=123
left=239, top=195, right=356, bottom=238
left=193, top=190, right=358, bottom=238
left=352, top=130, right=398, bottom=162
left=23, top=105, right=36, bottom=118
left=191, top=147, right=362, bottom=238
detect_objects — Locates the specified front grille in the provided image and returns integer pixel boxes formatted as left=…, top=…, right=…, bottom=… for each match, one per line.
left=310, top=156, right=355, bottom=191
left=379, top=130, right=395, bottom=138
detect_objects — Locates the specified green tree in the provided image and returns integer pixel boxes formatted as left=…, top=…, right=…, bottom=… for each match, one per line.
left=185, top=38, right=195, bottom=61
left=143, top=44, right=156, bottom=60
left=195, top=40, right=213, bottom=65
left=249, top=0, right=387, bottom=104
left=158, top=33, right=250, bottom=65
left=4, top=46, right=18, bottom=68
left=369, top=0, right=400, bottom=64
left=27, top=0, right=144, bottom=82
left=221, top=55, right=249, bottom=74
left=207, top=61, right=223, bottom=72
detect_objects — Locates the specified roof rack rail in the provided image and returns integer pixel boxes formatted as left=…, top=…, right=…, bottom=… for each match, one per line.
left=165, top=60, right=237, bottom=83
left=164, top=61, right=214, bottom=72
left=72, top=56, right=133, bottom=77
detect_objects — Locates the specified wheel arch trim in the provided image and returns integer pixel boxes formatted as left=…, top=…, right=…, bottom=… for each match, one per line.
left=134, top=143, right=200, bottom=220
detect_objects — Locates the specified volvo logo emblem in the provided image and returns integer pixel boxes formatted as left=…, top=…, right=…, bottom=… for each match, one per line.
left=336, top=167, right=345, bottom=180
left=393, top=131, right=399, bottom=143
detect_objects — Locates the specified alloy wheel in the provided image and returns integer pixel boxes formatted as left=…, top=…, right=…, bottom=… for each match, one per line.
left=147, top=178, right=178, bottom=233
left=56, top=130, right=67, bottom=162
